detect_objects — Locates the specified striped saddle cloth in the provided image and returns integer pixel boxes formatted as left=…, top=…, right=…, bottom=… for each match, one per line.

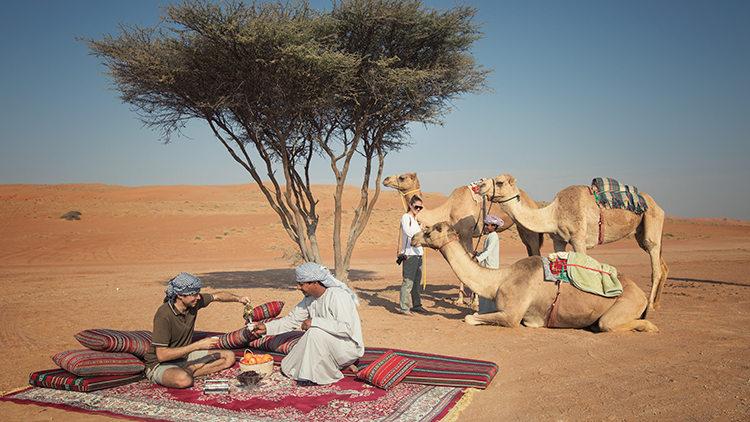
left=591, top=177, right=648, bottom=214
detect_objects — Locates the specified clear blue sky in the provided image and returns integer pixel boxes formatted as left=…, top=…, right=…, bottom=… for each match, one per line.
left=1, top=1, right=748, bottom=220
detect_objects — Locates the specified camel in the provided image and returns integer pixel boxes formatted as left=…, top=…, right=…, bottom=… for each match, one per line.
left=383, top=173, right=543, bottom=308
left=382, top=173, right=543, bottom=256
left=411, top=222, right=658, bottom=332
left=478, top=174, right=669, bottom=313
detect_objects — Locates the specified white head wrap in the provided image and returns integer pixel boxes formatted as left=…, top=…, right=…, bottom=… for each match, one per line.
left=164, top=272, right=202, bottom=303
left=295, top=262, right=360, bottom=306
left=484, top=214, right=504, bottom=226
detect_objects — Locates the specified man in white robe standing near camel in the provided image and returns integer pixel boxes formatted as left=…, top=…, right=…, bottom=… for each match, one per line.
left=251, top=262, right=364, bottom=385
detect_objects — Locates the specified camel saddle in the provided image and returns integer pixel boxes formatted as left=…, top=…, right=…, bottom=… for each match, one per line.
left=590, top=177, right=648, bottom=214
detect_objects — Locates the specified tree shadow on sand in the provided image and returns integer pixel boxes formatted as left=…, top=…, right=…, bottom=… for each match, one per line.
left=355, top=282, right=473, bottom=320
left=198, top=269, right=472, bottom=320
left=197, top=268, right=380, bottom=290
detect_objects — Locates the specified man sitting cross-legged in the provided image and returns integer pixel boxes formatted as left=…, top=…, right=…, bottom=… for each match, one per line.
left=251, top=262, right=364, bottom=385
left=144, top=272, right=250, bottom=389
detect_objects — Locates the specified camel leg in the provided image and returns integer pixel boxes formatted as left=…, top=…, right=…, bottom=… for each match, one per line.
left=465, top=293, right=530, bottom=327
left=597, top=280, right=658, bottom=333
left=465, top=310, right=523, bottom=327
left=552, top=239, right=568, bottom=253
left=654, top=257, right=669, bottom=307
left=635, top=230, right=665, bottom=312
left=636, top=205, right=668, bottom=311
left=455, top=231, right=477, bottom=307
left=517, top=225, right=542, bottom=256
left=569, top=238, right=587, bottom=253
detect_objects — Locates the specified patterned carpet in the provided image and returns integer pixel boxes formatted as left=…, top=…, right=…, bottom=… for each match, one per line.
left=2, top=365, right=471, bottom=422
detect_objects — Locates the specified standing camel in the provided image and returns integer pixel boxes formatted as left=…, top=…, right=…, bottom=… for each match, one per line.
left=478, top=175, right=668, bottom=313
left=383, top=173, right=543, bottom=256
left=383, top=173, right=543, bottom=306
left=411, top=222, right=658, bottom=332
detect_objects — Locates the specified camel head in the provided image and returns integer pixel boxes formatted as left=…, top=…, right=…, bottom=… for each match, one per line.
left=411, top=221, right=459, bottom=250
left=382, top=173, right=420, bottom=193
left=478, top=174, right=519, bottom=203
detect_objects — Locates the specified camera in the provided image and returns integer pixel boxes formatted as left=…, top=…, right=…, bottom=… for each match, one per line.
left=396, top=254, right=406, bottom=265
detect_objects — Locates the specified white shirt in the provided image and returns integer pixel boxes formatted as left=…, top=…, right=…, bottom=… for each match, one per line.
left=476, top=231, right=500, bottom=269
left=400, top=213, right=423, bottom=256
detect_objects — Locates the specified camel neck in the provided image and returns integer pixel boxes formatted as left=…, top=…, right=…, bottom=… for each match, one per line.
left=439, top=239, right=506, bottom=299
left=501, top=194, right=557, bottom=234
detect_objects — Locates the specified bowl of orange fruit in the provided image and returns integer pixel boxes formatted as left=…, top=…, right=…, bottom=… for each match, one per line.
left=238, top=350, right=274, bottom=379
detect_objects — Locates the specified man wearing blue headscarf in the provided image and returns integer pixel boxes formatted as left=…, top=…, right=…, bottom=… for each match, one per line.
left=251, top=262, right=364, bottom=385
left=144, top=272, right=250, bottom=388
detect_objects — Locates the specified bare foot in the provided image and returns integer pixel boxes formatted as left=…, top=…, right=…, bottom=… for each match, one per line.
left=199, top=352, right=221, bottom=364
left=186, top=352, right=221, bottom=376
left=346, top=364, right=359, bottom=375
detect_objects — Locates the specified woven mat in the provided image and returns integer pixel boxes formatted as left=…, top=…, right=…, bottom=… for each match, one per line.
left=2, top=364, right=472, bottom=422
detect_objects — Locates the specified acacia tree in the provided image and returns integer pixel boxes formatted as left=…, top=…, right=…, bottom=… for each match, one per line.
left=82, top=0, right=490, bottom=281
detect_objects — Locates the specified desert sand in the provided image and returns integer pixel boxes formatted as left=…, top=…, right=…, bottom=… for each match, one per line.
left=0, top=182, right=749, bottom=421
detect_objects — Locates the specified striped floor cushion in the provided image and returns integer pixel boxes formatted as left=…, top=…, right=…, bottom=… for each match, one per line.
left=29, top=368, right=145, bottom=392
left=74, top=329, right=152, bottom=359
left=206, top=334, right=499, bottom=389
left=51, top=349, right=145, bottom=376
left=347, top=348, right=497, bottom=389
left=244, top=345, right=497, bottom=389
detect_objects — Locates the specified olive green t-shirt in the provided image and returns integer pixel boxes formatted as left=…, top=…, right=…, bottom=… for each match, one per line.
left=144, top=293, right=213, bottom=370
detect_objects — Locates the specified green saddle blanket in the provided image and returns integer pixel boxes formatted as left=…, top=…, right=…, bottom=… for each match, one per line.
left=542, top=251, right=623, bottom=297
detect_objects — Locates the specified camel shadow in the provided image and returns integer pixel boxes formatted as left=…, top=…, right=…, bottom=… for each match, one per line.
left=666, top=277, right=749, bottom=288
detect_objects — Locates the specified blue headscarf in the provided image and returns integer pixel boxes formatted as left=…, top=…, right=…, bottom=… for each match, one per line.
left=295, top=262, right=359, bottom=306
left=164, top=272, right=202, bottom=303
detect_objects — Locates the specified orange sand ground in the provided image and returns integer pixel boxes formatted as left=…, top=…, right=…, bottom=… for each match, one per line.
left=0, top=183, right=748, bottom=421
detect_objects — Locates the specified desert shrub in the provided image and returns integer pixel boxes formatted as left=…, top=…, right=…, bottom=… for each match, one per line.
left=61, top=211, right=82, bottom=221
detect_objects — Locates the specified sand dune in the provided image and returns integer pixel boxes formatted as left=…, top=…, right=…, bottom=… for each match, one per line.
left=1, top=183, right=748, bottom=421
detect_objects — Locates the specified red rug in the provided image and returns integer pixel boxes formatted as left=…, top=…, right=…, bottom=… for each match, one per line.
left=2, top=364, right=469, bottom=422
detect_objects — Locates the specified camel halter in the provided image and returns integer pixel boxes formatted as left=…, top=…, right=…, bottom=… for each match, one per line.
left=496, top=194, right=520, bottom=204
left=439, top=237, right=459, bottom=249
left=487, top=180, right=520, bottom=204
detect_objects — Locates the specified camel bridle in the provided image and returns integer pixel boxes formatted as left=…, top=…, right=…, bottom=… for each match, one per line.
left=439, top=237, right=459, bottom=249
left=487, top=180, right=520, bottom=204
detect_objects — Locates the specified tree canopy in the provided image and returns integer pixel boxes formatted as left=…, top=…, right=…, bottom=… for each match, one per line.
left=82, top=0, right=490, bottom=280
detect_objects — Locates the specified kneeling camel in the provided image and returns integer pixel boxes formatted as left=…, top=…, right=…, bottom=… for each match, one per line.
left=411, top=222, right=658, bottom=332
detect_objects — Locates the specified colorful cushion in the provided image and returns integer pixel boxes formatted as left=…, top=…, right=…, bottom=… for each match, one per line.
left=356, top=350, right=417, bottom=390
left=51, top=349, right=145, bottom=376
left=248, top=331, right=303, bottom=354
left=215, top=327, right=253, bottom=349
left=29, top=368, right=145, bottom=392
left=345, top=347, right=498, bottom=389
left=74, top=329, right=152, bottom=359
left=250, top=301, right=284, bottom=321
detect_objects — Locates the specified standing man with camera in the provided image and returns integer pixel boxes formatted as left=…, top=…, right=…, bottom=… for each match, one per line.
left=398, top=195, right=426, bottom=315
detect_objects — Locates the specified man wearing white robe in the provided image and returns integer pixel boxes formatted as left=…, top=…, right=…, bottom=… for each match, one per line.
left=474, top=214, right=503, bottom=314
left=251, top=262, right=364, bottom=385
